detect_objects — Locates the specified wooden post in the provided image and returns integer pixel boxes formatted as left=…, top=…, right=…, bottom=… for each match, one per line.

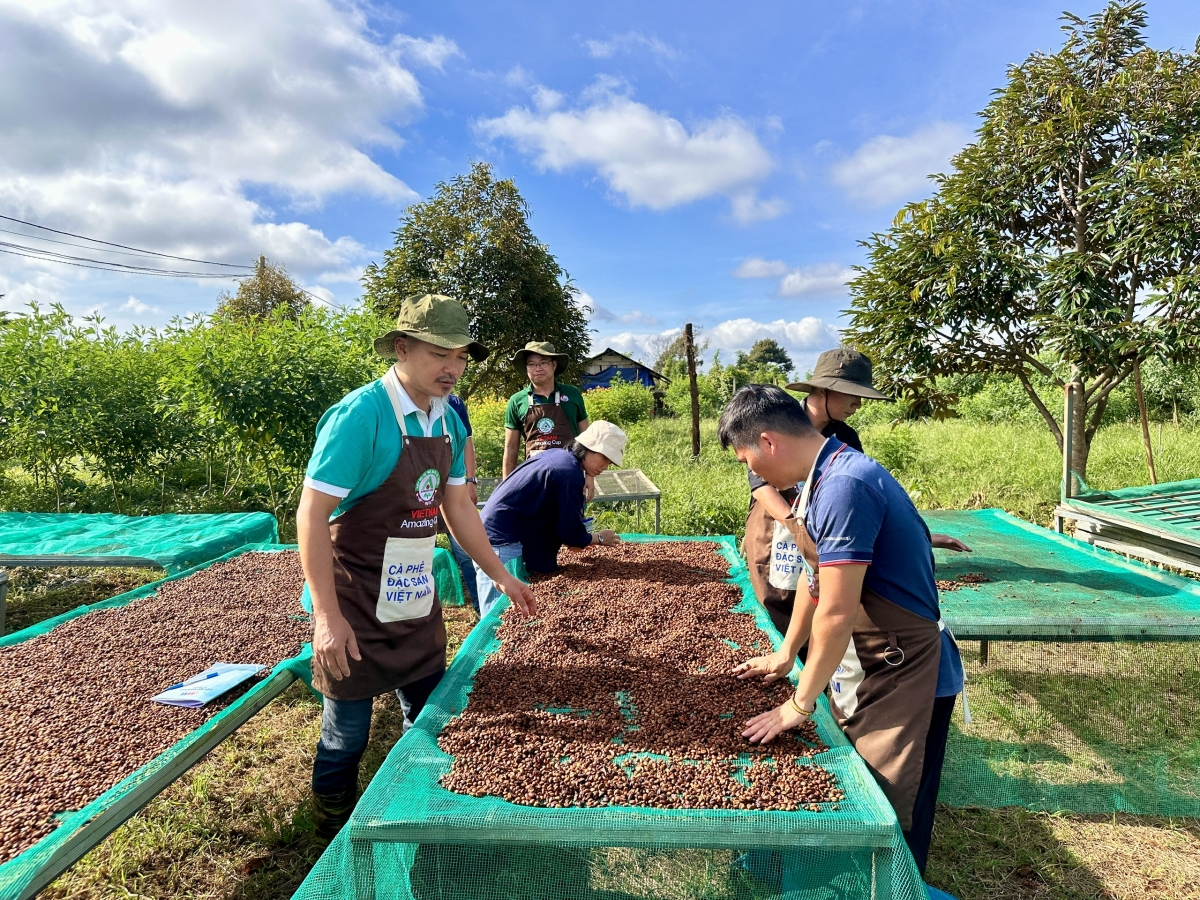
left=685, top=324, right=700, bottom=460
left=1062, top=384, right=1075, bottom=499
left=1133, top=360, right=1158, bottom=484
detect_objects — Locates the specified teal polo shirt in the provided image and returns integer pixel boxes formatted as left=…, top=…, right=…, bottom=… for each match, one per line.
left=504, top=382, right=588, bottom=433
left=303, top=378, right=468, bottom=518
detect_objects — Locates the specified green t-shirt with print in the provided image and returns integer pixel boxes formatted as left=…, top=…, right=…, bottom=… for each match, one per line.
left=504, top=382, right=588, bottom=435
left=304, top=379, right=468, bottom=518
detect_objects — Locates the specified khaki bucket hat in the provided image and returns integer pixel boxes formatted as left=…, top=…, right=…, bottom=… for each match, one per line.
left=374, top=294, right=489, bottom=362
left=576, top=420, right=627, bottom=467
left=786, top=348, right=891, bottom=401
left=511, top=340, right=570, bottom=373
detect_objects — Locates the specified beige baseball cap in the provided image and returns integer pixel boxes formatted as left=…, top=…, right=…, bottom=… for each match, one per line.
left=575, top=420, right=627, bottom=467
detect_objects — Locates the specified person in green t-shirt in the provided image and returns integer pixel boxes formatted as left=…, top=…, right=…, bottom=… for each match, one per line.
left=296, top=294, right=538, bottom=841
left=503, top=341, right=589, bottom=478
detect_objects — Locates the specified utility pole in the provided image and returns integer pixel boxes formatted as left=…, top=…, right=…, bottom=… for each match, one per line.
left=685, top=324, right=700, bottom=459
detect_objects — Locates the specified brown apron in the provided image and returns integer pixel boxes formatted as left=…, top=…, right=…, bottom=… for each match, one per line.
left=522, top=390, right=576, bottom=456
left=313, top=374, right=451, bottom=702
left=792, top=444, right=941, bottom=830
left=744, top=485, right=800, bottom=635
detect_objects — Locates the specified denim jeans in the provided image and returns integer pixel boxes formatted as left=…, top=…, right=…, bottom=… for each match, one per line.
left=447, top=532, right=479, bottom=611
left=311, top=668, right=444, bottom=797
left=474, top=542, right=523, bottom=619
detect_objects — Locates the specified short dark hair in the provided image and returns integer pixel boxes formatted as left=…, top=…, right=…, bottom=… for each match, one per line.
left=717, top=384, right=817, bottom=450
left=566, top=439, right=589, bottom=462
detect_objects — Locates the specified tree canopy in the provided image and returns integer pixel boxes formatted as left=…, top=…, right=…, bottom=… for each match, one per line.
left=844, top=1, right=1200, bottom=478
left=216, top=256, right=308, bottom=322
left=740, top=338, right=793, bottom=379
left=362, top=161, right=591, bottom=397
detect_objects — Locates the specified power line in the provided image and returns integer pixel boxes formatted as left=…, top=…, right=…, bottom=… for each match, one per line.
left=0, top=214, right=253, bottom=269
left=0, top=226, right=226, bottom=265
left=0, top=239, right=249, bottom=278
left=0, top=246, right=238, bottom=279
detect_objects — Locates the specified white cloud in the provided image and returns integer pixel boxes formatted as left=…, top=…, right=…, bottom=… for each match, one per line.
left=0, top=0, right=453, bottom=312
left=477, top=82, right=782, bottom=220
left=729, top=192, right=789, bottom=225
left=595, top=316, right=840, bottom=366
left=392, top=34, right=462, bottom=70
left=583, top=32, right=680, bottom=62
left=734, top=258, right=854, bottom=298
left=119, top=295, right=159, bottom=315
left=832, top=122, right=968, bottom=206
left=734, top=257, right=790, bottom=279
left=777, top=263, right=855, bottom=297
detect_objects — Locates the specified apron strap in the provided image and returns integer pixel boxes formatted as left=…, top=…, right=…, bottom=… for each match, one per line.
left=938, top=618, right=972, bottom=725
left=382, top=367, right=453, bottom=450
left=382, top=367, right=411, bottom=439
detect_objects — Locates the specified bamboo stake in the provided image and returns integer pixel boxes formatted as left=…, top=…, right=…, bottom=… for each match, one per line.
left=1133, top=360, right=1158, bottom=484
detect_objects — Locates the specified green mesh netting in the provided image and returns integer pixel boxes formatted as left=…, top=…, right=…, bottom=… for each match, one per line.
left=0, top=543, right=312, bottom=900
left=923, top=509, right=1200, bottom=815
left=293, top=535, right=928, bottom=900
left=432, top=547, right=466, bottom=607
left=0, top=511, right=279, bottom=573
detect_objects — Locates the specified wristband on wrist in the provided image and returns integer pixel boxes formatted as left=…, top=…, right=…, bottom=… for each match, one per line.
left=465, top=476, right=478, bottom=484
left=789, top=692, right=813, bottom=717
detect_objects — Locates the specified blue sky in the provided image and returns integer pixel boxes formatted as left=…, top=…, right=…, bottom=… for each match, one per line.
left=2, top=0, right=1199, bottom=373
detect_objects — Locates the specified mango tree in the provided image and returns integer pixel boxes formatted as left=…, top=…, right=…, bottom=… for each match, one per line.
left=845, top=2, right=1200, bottom=481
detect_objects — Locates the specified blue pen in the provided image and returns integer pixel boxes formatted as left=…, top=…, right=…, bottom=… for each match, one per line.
left=164, top=671, right=221, bottom=692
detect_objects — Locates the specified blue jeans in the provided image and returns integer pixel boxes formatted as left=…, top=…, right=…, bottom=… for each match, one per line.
left=474, top=542, right=523, bottom=619
left=447, top=532, right=479, bottom=611
left=311, top=668, right=444, bottom=797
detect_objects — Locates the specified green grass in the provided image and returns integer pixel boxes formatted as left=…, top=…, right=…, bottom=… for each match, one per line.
left=12, top=416, right=1200, bottom=899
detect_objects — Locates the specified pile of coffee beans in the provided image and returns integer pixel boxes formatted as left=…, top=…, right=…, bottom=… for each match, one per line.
left=440, top=542, right=844, bottom=812
left=936, top=572, right=990, bottom=592
left=0, top=551, right=308, bottom=864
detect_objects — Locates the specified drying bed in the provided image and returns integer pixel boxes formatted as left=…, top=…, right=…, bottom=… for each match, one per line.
left=0, top=545, right=311, bottom=900
left=293, top=536, right=927, bottom=900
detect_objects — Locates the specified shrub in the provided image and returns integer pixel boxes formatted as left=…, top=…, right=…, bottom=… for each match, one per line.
left=464, top=396, right=507, bottom=477
left=583, top=378, right=655, bottom=428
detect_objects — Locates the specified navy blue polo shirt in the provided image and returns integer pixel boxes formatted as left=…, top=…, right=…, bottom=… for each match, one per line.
left=805, top=439, right=964, bottom=697
left=480, top=448, right=591, bottom=573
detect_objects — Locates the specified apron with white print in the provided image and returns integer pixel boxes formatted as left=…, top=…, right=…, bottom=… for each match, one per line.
left=313, top=371, right=452, bottom=701
left=522, top=391, right=577, bottom=456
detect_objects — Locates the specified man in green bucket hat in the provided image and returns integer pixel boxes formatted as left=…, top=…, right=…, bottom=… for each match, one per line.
left=502, top=340, right=590, bottom=479
left=297, top=293, right=537, bottom=840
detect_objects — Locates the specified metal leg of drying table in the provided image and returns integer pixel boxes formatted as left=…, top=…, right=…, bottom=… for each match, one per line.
left=654, top=497, right=661, bottom=534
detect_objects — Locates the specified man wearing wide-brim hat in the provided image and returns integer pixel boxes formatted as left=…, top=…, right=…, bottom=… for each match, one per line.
left=503, top=341, right=590, bottom=479
left=744, top=348, right=967, bottom=640
left=296, top=293, right=537, bottom=841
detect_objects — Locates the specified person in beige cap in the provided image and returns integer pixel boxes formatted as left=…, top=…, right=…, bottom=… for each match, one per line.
left=476, top=420, right=627, bottom=617
left=503, top=341, right=590, bottom=479
left=296, top=293, right=537, bottom=840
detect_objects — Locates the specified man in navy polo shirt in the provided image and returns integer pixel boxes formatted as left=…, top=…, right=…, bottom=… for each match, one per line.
left=722, top=385, right=964, bottom=876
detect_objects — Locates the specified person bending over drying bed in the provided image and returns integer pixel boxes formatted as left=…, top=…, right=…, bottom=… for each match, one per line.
left=296, top=294, right=538, bottom=842
left=475, top=421, right=628, bottom=618
left=719, top=384, right=966, bottom=877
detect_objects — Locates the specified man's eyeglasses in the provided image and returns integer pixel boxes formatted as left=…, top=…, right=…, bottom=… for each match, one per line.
left=526, top=361, right=552, bottom=370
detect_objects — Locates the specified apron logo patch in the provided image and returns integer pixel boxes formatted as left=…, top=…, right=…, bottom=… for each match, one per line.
left=535, top=416, right=555, bottom=435
left=415, top=468, right=441, bottom=504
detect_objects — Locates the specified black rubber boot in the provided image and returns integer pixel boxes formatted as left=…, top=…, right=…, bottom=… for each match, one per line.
left=312, top=787, right=357, bottom=842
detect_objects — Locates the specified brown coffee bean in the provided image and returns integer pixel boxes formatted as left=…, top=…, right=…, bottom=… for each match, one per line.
left=439, top=542, right=844, bottom=811
left=0, top=552, right=309, bottom=863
